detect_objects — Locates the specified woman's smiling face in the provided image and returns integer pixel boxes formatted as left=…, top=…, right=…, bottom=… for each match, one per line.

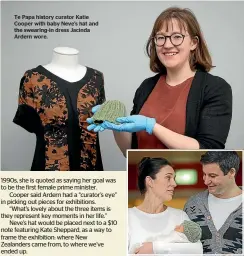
left=155, top=18, right=198, bottom=71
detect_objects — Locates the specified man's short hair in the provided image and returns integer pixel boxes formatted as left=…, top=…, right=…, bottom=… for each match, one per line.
left=200, top=151, right=240, bottom=176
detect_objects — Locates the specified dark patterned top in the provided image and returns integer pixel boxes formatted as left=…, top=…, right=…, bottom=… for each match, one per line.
left=13, top=65, right=105, bottom=171
left=184, top=190, right=242, bottom=254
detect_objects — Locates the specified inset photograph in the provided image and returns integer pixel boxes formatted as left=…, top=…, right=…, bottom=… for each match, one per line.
left=128, top=150, right=242, bottom=255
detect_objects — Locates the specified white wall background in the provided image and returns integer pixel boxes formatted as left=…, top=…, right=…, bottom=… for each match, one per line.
left=1, top=1, right=244, bottom=171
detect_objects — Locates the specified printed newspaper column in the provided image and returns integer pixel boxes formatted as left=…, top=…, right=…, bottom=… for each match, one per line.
left=0, top=172, right=127, bottom=256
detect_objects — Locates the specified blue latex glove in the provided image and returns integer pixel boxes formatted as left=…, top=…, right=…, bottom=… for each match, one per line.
left=101, top=115, right=156, bottom=134
left=86, top=105, right=105, bottom=132
left=87, top=104, right=119, bottom=133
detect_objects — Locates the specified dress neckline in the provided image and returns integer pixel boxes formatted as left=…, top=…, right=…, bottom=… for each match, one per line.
left=36, top=65, right=92, bottom=87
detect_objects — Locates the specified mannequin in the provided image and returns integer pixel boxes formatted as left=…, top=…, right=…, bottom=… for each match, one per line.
left=43, top=47, right=87, bottom=82
left=13, top=46, right=106, bottom=171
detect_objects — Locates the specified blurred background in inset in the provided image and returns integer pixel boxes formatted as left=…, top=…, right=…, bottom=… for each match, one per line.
left=128, top=151, right=242, bottom=209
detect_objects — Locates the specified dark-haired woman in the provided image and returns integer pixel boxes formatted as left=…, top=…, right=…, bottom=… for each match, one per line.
left=87, top=7, right=232, bottom=152
left=128, top=157, right=203, bottom=254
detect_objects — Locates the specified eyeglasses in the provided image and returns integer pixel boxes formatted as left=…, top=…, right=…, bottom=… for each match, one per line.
left=153, top=33, right=188, bottom=47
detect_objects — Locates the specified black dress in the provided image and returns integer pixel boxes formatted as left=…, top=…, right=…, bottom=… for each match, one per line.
left=13, top=65, right=105, bottom=171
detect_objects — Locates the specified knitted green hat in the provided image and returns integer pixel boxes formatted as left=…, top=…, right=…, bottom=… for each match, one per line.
left=92, top=100, right=126, bottom=124
left=182, top=220, right=202, bottom=243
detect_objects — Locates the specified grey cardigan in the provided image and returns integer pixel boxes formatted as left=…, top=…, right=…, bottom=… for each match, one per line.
left=183, top=190, right=242, bottom=254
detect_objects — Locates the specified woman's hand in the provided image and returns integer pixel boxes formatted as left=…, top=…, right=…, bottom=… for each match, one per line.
left=135, top=242, right=153, bottom=254
left=101, top=115, right=156, bottom=134
left=86, top=105, right=105, bottom=132
left=87, top=106, right=156, bottom=134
